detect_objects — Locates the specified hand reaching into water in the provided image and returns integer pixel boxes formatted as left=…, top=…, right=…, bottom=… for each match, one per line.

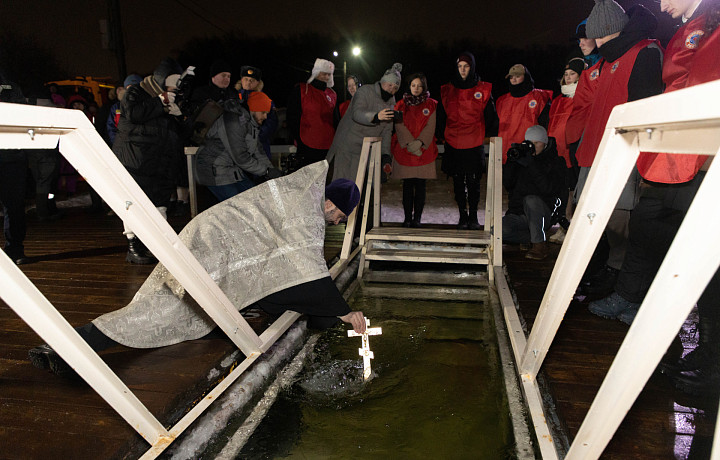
left=339, top=311, right=366, bottom=334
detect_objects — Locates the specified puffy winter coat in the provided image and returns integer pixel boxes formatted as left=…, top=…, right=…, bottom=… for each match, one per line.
left=195, top=99, right=273, bottom=186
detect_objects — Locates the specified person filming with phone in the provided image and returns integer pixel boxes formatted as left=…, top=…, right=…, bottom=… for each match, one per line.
left=327, top=63, right=403, bottom=183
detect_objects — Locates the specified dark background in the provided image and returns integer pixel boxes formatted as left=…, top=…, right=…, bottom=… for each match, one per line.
left=0, top=0, right=678, bottom=106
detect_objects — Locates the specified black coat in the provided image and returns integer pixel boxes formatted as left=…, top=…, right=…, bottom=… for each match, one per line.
left=112, top=84, right=182, bottom=206
left=503, top=138, right=567, bottom=215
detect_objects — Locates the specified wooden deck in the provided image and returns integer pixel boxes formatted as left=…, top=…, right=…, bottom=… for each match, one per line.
left=504, top=243, right=719, bottom=459
left=1, top=178, right=718, bottom=458
left=0, top=190, right=345, bottom=459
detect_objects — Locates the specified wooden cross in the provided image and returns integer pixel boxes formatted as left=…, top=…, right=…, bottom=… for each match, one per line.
left=347, top=317, right=382, bottom=380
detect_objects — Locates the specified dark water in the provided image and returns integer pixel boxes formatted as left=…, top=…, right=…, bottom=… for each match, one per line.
left=239, top=285, right=515, bottom=459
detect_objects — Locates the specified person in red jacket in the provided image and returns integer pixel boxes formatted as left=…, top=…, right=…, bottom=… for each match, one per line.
left=437, top=52, right=498, bottom=230
left=591, top=0, right=720, bottom=397
left=390, top=73, right=438, bottom=227
left=496, top=64, right=552, bottom=164
left=547, top=57, right=586, bottom=244
left=573, top=1, right=664, bottom=299
left=338, top=75, right=361, bottom=118
left=286, top=58, right=339, bottom=172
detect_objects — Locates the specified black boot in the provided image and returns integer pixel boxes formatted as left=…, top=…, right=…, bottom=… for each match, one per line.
left=402, top=179, right=414, bottom=227
left=467, top=173, right=482, bottom=230
left=467, top=210, right=481, bottom=230
left=457, top=210, right=469, bottom=230
left=580, top=265, right=619, bottom=298
left=410, top=190, right=425, bottom=228
left=669, top=364, right=720, bottom=397
left=35, top=194, right=62, bottom=221
left=126, top=237, right=157, bottom=264
left=28, top=344, right=77, bottom=378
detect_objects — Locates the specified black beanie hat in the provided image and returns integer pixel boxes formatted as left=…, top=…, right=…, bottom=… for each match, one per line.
left=209, top=59, right=231, bottom=78
left=325, top=179, right=360, bottom=216
left=566, top=57, right=586, bottom=76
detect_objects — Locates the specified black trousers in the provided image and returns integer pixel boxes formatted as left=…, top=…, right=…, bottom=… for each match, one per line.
left=615, top=173, right=720, bottom=328
left=402, top=178, right=426, bottom=221
left=452, top=173, right=482, bottom=212
left=0, top=154, right=28, bottom=259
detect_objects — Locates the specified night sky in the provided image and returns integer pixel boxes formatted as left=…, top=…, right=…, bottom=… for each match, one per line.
left=1, top=0, right=677, bottom=98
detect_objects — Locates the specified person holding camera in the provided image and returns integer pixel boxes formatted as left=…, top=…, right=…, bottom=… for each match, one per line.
left=113, top=57, right=186, bottom=264
left=328, top=63, right=402, bottom=183
left=390, top=73, right=438, bottom=228
left=503, top=126, right=567, bottom=261
left=437, top=52, right=497, bottom=230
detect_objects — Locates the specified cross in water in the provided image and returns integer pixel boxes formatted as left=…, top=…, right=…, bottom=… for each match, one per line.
left=347, top=317, right=382, bottom=380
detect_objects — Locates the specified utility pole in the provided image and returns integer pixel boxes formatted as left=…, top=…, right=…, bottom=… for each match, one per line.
left=107, top=0, right=126, bottom=81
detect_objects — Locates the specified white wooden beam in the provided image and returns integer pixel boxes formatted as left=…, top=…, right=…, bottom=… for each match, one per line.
left=520, top=130, right=639, bottom=376
left=565, top=148, right=720, bottom=459
left=0, top=251, right=169, bottom=445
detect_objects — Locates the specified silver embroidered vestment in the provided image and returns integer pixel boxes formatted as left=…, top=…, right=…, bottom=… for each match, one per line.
left=93, top=162, right=330, bottom=348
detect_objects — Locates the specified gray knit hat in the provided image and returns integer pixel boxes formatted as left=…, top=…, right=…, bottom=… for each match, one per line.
left=586, top=0, right=629, bottom=39
left=525, top=125, right=548, bottom=145
left=380, top=63, right=403, bottom=86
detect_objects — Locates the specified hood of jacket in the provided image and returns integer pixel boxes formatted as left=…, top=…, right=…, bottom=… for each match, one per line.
left=451, top=51, right=480, bottom=89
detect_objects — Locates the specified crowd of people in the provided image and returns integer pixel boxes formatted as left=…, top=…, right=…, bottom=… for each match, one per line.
left=2, top=0, right=719, bottom=394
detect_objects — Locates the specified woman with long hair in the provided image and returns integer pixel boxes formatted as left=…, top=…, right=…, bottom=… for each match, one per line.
left=390, top=73, right=438, bottom=227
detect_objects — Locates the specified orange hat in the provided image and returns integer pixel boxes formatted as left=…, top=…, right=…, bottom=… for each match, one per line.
left=247, top=91, right=272, bottom=112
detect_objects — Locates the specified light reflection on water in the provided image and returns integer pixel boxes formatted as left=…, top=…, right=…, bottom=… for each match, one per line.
left=239, top=286, right=515, bottom=459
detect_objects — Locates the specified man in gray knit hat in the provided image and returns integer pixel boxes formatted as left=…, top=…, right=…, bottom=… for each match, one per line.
left=571, top=1, right=664, bottom=306
left=327, top=63, right=402, bottom=182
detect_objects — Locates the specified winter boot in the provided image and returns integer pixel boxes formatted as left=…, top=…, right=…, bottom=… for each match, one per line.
left=457, top=210, right=469, bottom=230
left=467, top=210, right=481, bottom=230
left=525, top=241, right=550, bottom=260
left=126, top=237, right=157, bottom=264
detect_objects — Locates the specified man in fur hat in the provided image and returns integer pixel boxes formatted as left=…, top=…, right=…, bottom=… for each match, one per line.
left=237, top=65, right=278, bottom=160
left=286, top=58, right=338, bottom=171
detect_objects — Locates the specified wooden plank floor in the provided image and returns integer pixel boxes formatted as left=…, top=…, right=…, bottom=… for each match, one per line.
left=0, top=189, right=346, bottom=459
left=3, top=171, right=718, bottom=459
left=504, top=243, right=719, bottom=459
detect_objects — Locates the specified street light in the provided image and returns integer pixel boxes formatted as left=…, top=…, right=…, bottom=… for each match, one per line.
left=337, top=46, right=362, bottom=101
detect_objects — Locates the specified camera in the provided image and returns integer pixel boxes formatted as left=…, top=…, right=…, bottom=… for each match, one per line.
left=174, top=65, right=196, bottom=115
left=392, top=110, right=403, bottom=123
left=507, top=140, right=535, bottom=161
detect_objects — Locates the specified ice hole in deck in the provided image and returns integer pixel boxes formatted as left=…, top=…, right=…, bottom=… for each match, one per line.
left=237, top=272, right=515, bottom=459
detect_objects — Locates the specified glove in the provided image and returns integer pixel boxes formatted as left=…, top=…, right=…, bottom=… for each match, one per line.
left=158, top=91, right=176, bottom=105
left=381, top=153, right=393, bottom=176
left=516, top=155, right=532, bottom=167
left=167, top=102, right=182, bottom=116
left=264, top=167, right=282, bottom=180
left=406, top=139, right=423, bottom=155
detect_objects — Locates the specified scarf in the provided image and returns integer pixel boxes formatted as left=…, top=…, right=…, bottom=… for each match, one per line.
left=561, top=82, right=577, bottom=98
left=140, top=75, right=164, bottom=97
left=403, top=91, right=430, bottom=106
left=509, top=78, right=533, bottom=98
left=380, top=87, right=394, bottom=101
